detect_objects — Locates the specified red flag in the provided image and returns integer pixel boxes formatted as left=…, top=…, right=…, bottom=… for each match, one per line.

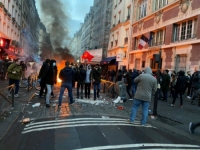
left=82, top=51, right=94, bottom=62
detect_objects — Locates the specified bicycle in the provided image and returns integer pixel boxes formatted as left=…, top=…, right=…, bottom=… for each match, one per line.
left=19, top=72, right=40, bottom=91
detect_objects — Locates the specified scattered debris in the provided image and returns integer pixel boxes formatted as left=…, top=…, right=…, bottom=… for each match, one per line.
left=22, top=118, right=30, bottom=124
left=117, top=106, right=124, bottom=110
left=26, top=111, right=32, bottom=114
left=32, top=103, right=41, bottom=108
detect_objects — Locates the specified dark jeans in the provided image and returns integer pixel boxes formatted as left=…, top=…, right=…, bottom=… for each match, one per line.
left=93, top=83, right=100, bottom=98
left=192, top=122, right=200, bottom=130
left=126, top=84, right=132, bottom=98
left=162, top=90, right=168, bottom=101
left=184, top=83, right=191, bottom=96
left=59, top=83, right=73, bottom=105
left=172, top=90, right=183, bottom=105
left=85, top=83, right=91, bottom=98
left=77, top=82, right=84, bottom=98
left=39, top=78, right=46, bottom=97
left=9, top=78, right=20, bottom=94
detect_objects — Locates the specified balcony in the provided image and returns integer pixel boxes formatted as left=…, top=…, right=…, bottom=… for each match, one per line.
left=149, top=41, right=164, bottom=47
left=12, top=17, right=16, bottom=23
left=124, top=37, right=128, bottom=45
left=172, top=34, right=196, bottom=42
left=7, top=12, right=11, bottom=18
left=4, top=8, right=8, bottom=15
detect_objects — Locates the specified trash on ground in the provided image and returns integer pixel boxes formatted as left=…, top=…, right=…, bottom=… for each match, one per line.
left=117, top=106, right=124, bottom=110
left=22, top=118, right=30, bottom=123
left=32, top=103, right=41, bottom=107
left=26, top=111, right=32, bottom=114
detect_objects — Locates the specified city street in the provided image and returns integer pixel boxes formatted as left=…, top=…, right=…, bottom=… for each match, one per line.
left=0, top=83, right=200, bottom=150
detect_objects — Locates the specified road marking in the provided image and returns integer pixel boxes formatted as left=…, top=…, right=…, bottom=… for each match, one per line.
left=74, top=143, right=200, bottom=150
left=25, top=118, right=129, bottom=127
left=22, top=123, right=154, bottom=134
left=23, top=120, right=143, bottom=130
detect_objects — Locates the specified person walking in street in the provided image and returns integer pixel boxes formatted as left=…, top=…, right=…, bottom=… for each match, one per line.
left=161, top=69, right=170, bottom=101
left=58, top=61, right=75, bottom=107
left=124, top=69, right=133, bottom=100
left=85, top=64, right=92, bottom=99
left=128, top=67, right=157, bottom=126
left=184, top=71, right=192, bottom=98
left=38, top=59, right=50, bottom=98
left=131, top=69, right=139, bottom=97
left=115, top=69, right=123, bottom=82
left=20, top=61, right=27, bottom=79
left=189, top=122, right=200, bottom=134
left=7, top=59, right=22, bottom=98
left=76, top=64, right=86, bottom=99
left=190, top=70, right=200, bottom=106
left=91, top=64, right=102, bottom=100
left=50, top=59, right=58, bottom=98
left=170, top=70, right=186, bottom=108
left=44, top=60, right=57, bottom=107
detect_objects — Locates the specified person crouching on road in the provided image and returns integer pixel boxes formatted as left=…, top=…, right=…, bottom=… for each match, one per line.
left=44, top=60, right=57, bottom=108
left=91, top=64, right=102, bottom=100
left=85, top=64, right=92, bottom=99
left=76, top=64, right=86, bottom=99
left=58, top=61, right=75, bottom=107
left=7, top=59, right=22, bottom=98
left=128, top=67, right=157, bottom=126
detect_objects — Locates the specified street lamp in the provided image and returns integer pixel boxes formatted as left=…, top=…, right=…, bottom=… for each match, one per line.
left=153, top=46, right=162, bottom=116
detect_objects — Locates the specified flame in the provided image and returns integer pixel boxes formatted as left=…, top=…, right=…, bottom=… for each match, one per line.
left=56, top=60, right=65, bottom=85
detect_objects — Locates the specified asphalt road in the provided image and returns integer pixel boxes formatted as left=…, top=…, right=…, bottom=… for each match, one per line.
left=0, top=114, right=200, bottom=150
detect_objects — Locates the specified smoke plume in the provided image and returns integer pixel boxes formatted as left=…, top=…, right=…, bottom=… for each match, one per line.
left=40, top=0, right=69, bottom=48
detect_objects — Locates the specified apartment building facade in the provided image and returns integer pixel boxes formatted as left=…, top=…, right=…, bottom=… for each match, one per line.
left=130, top=0, right=200, bottom=73
left=0, top=0, right=22, bottom=59
left=106, top=0, right=133, bottom=71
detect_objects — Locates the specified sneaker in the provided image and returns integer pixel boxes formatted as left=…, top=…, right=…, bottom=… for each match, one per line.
left=46, top=104, right=51, bottom=108
left=189, top=122, right=194, bottom=134
left=70, top=101, right=76, bottom=105
left=170, top=104, right=175, bottom=107
left=14, top=94, right=19, bottom=98
left=119, top=100, right=123, bottom=103
left=129, top=98, right=133, bottom=101
left=39, top=95, right=45, bottom=98
left=94, top=97, right=96, bottom=100
left=187, top=96, right=191, bottom=99
left=127, top=119, right=135, bottom=124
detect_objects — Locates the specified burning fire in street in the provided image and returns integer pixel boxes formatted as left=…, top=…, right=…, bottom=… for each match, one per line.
left=56, top=60, right=66, bottom=85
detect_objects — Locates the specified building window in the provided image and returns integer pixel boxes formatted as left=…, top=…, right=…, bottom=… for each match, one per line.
left=149, top=29, right=165, bottom=47
left=130, top=54, right=133, bottom=64
left=127, top=6, right=131, bottom=20
left=175, top=55, right=186, bottom=72
left=150, top=58, right=162, bottom=70
left=154, top=0, right=168, bottom=11
left=134, top=37, right=139, bottom=50
left=172, top=19, right=196, bottom=42
left=118, top=11, right=121, bottom=23
left=135, top=59, right=140, bottom=70
left=138, top=0, right=147, bottom=19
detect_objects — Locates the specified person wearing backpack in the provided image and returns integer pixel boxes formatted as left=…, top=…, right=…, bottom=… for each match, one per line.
left=76, top=65, right=86, bottom=99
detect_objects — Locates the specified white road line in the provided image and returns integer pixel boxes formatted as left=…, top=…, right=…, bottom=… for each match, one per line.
left=25, top=118, right=130, bottom=127
left=74, top=143, right=200, bottom=150
left=22, top=123, right=154, bottom=134
left=24, top=120, right=142, bottom=130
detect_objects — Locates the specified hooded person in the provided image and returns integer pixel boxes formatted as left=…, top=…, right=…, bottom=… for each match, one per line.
left=7, top=59, right=22, bottom=98
left=128, top=67, right=157, bottom=125
left=85, top=64, right=92, bottom=99
left=170, top=70, right=186, bottom=108
left=44, top=59, right=58, bottom=107
left=76, top=64, right=86, bottom=99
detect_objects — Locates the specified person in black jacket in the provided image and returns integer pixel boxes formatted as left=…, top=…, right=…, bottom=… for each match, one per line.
left=38, top=59, right=50, bottom=98
left=115, top=69, right=123, bottom=82
left=58, top=61, right=75, bottom=106
left=170, top=70, right=186, bottom=108
left=76, top=65, right=86, bottom=99
left=131, top=69, right=139, bottom=97
left=44, top=60, right=57, bottom=107
left=91, top=64, right=102, bottom=100
left=125, top=70, right=133, bottom=100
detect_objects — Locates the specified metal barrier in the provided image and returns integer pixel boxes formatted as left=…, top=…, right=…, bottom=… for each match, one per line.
left=0, top=84, right=15, bottom=115
left=100, top=79, right=117, bottom=98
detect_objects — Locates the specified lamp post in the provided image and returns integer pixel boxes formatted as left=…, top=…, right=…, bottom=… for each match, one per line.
left=153, top=46, right=162, bottom=116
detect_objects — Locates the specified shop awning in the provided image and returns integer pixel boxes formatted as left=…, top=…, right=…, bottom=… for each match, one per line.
left=100, top=56, right=116, bottom=65
left=3, top=49, right=17, bottom=58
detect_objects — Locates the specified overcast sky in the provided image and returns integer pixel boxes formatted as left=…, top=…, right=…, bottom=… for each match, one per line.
left=35, top=0, right=93, bottom=38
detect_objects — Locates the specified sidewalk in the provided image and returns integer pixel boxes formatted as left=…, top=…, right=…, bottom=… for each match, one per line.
left=0, top=80, right=36, bottom=140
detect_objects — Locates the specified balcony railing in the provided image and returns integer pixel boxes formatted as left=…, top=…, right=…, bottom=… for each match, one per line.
left=7, top=12, right=11, bottom=18
left=171, top=34, right=196, bottom=42
left=149, top=41, right=164, bottom=47
left=4, top=8, right=8, bottom=15
left=12, top=17, right=16, bottom=23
